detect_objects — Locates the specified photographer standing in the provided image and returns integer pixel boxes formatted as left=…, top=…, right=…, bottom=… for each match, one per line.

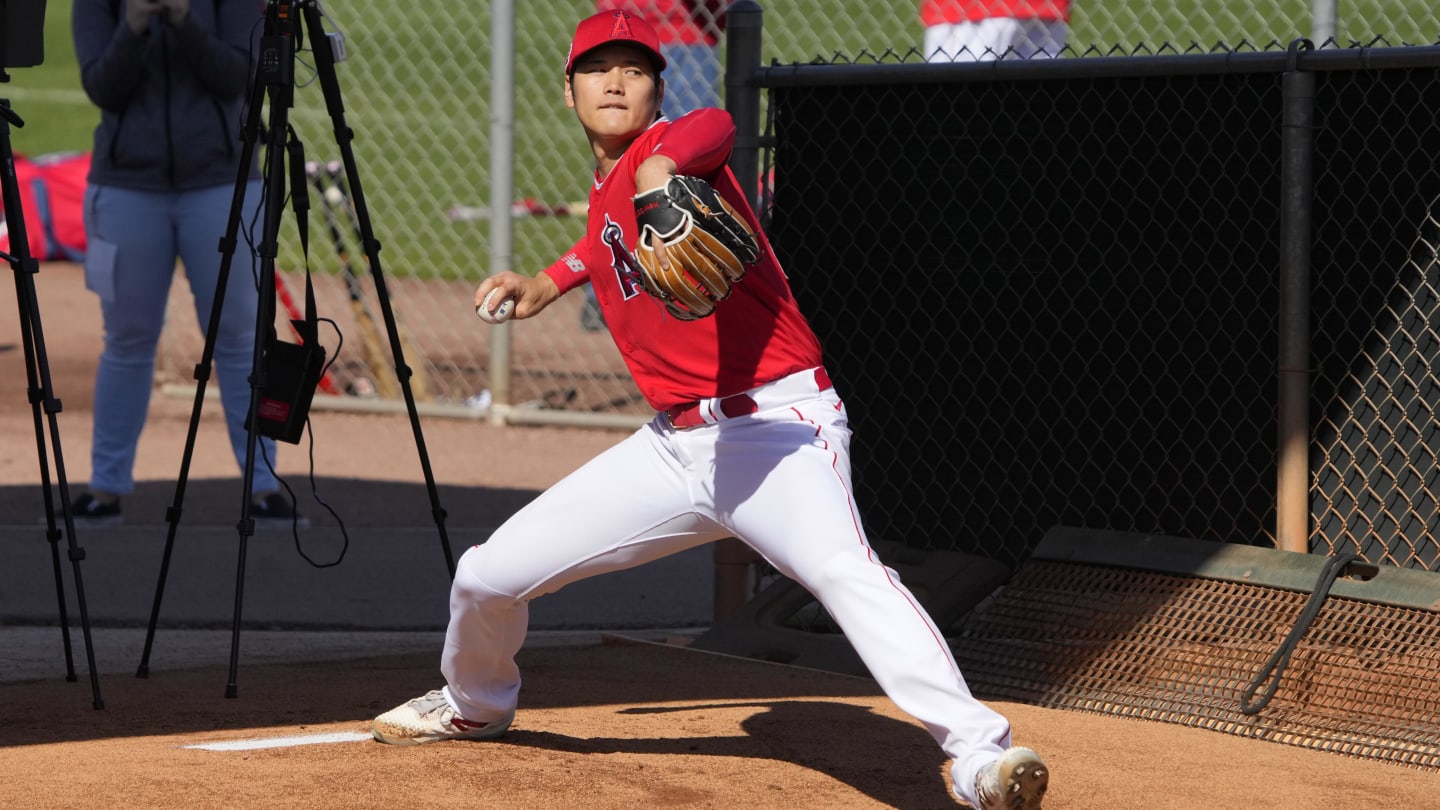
left=69, top=0, right=304, bottom=525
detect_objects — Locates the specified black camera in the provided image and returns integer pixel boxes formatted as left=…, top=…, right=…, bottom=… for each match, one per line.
left=2, top=0, right=47, bottom=70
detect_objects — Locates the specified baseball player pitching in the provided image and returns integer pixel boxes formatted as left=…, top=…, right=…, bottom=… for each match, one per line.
left=371, top=10, right=1050, bottom=809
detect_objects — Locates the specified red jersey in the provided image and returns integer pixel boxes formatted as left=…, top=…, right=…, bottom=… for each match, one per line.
left=543, top=109, right=824, bottom=411
left=595, top=1, right=725, bottom=46
left=920, top=0, right=1070, bottom=24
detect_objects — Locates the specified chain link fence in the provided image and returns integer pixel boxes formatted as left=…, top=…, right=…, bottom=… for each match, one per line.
left=760, top=39, right=1440, bottom=573
left=137, top=2, right=1440, bottom=571
left=153, top=1, right=1440, bottom=421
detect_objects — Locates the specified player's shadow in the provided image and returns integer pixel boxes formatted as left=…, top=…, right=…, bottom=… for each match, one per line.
left=497, top=699, right=955, bottom=809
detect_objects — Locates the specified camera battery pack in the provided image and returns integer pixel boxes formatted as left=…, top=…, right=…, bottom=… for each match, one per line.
left=250, top=338, right=326, bottom=444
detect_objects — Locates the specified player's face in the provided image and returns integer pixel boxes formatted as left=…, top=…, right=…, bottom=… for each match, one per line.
left=565, top=44, right=663, bottom=143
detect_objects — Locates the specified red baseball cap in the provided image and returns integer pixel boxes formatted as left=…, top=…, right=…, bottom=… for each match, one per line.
left=565, top=10, right=667, bottom=74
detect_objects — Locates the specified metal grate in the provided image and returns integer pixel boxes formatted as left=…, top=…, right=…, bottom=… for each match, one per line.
left=952, top=558, right=1440, bottom=768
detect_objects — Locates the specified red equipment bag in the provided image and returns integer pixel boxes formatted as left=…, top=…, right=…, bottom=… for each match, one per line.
left=0, top=151, right=90, bottom=262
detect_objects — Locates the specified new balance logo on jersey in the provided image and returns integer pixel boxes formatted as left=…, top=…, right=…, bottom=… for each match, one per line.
left=601, top=214, right=646, bottom=301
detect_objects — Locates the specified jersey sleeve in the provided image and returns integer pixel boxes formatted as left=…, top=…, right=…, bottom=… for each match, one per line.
left=542, top=238, right=593, bottom=295
left=652, top=108, right=736, bottom=180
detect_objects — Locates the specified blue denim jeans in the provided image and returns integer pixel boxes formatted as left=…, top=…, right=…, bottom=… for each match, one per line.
left=82, top=180, right=277, bottom=495
left=660, top=43, right=721, bottom=120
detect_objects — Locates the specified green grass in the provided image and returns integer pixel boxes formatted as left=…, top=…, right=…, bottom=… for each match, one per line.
left=6, top=0, right=1437, bottom=282
left=5, top=0, right=95, bottom=156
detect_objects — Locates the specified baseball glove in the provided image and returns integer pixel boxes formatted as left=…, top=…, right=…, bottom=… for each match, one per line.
left=632, top=174, right=760, bottom=320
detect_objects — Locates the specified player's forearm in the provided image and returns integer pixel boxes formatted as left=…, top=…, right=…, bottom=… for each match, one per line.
left=635, top=155, right=679, bottom=193
left=525, top=272, right=563, bottom=313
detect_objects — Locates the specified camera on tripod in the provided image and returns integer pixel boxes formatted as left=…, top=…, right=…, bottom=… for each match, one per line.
left=1, top=0, right=48, bottom=73
left=257, top=0, right=346, bottom=87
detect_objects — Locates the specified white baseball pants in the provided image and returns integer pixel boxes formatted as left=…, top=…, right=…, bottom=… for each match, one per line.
left=439, top=368, right=1012, bottom=804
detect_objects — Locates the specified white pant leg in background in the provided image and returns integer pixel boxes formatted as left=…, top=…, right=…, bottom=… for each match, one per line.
left=925, top=18, right=1069, bottom=62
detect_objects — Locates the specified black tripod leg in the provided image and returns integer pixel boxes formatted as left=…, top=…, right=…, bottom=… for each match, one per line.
left=15, top=262, right=75, bottom=683
left=140, top=0, right=455, bottom=697
left=1, top=99, right=104, bottom=709
left=219, top=73, right=297, bottom=700
left=302, top=2, right=455, bottom=576
left=15, top=260, right=75, bottom=683
left=135, top=45, right=272, bottom=683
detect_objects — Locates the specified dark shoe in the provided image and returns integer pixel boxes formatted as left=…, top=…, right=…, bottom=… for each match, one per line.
left=66, top=493, right=123, bottom=526
left=251, top=492, right=310, bottom=528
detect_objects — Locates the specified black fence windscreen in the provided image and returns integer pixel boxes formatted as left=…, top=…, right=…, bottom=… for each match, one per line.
left=763, top=52, right=1440, bottom=570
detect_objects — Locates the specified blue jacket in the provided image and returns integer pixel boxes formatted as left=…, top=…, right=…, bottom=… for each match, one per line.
left=73, top=0, right=263, bottom=191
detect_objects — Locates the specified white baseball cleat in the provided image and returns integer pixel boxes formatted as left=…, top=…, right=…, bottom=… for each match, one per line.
left=973, top=746, right=1049, bottom=810
left=371, top=689, right=514, bottom=746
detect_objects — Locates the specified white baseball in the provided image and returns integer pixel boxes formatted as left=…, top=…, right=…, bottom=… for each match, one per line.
left=475, top=288, right=516, bottom=324
left=323, top=186, right=345, bottom=205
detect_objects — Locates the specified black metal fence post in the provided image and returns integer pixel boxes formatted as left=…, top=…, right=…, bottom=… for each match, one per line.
left=725, top=0, right=764, bottom=212
left=714, top=0, right=766, bottom=620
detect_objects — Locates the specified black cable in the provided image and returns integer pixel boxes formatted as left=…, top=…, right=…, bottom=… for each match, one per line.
left=1239, top=551, right=1369, bottom=715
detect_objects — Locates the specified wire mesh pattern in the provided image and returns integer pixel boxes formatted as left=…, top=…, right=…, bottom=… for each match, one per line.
left=146, top=1, right=1439, bottom=422
left=952, top=560, right=1440, bottom=768
left=123, top=3, right=1440, bottom=764
left=761, top=44, right=1440, bottom=573
left=767, top=60, right=1284, bottom=568
left=146, top=4, right=1440, bottom=572
left=1304, top=65, right=1440, bottom=570
left=1309, top=66, right=1440, bottom=569
left=130, top=4, right=1440, bottom=570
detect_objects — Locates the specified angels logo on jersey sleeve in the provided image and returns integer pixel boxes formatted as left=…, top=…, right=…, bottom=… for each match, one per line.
left=601, top=214, right=647, bottom=301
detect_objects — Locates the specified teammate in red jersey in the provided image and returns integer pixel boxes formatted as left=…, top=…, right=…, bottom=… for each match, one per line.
left=371, top=11, right=1051, bottom=809
left=921, top=0, right=1070, bottom=62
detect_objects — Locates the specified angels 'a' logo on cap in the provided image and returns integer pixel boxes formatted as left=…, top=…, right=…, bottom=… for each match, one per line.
left=610, top=11, right=634, bottom=40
